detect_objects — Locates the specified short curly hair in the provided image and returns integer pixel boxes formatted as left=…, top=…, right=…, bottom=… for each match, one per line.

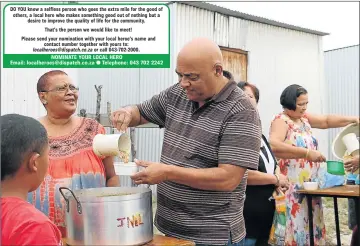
left=37, top=70, right=68, bottom=93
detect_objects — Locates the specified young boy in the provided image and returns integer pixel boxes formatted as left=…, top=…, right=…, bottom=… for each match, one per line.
left=1, top=114, right=62, bottom=245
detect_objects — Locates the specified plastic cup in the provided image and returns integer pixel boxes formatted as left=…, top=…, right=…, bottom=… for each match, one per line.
left=114, top=162, right=138, bottom=176
left=93, top=133, right=131, bottom=158
left=342, top=133, right=360, bottom=156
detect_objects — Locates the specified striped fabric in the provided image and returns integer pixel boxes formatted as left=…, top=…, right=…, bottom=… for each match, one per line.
left=137, top=76, right=262, bottom=245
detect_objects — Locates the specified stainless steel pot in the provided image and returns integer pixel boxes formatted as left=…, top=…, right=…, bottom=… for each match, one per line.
left=59, top=186, right=153, bottom=245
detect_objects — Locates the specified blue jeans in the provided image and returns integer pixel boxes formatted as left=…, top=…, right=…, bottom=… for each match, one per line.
left=244, top=238, right=269, bottom=246
left=227, top=237, right=245, bottom=246
left=244, top=238, right=257, bottom=246
left=196, top=232, right=245, bottom=246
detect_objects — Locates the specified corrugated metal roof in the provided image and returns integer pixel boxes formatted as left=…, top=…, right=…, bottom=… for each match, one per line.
left=324, top=44, right=359, bottom=52
left=170, top=1, right=329, bottom=36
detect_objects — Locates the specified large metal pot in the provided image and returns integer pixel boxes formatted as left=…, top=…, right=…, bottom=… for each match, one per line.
left=59, top=186, right=153, bottom=245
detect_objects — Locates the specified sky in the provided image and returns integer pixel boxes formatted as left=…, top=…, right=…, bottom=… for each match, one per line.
left=210, top=1, right=359, bottom=51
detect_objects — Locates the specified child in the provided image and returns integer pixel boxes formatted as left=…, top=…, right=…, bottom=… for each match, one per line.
left=1, top=114, right=62, bottom=245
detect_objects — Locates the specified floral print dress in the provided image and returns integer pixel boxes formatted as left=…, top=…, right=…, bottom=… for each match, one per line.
left=272, top=113, right=326, bottom=246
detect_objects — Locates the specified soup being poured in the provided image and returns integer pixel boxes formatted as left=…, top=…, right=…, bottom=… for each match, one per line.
left=119, top=150, right=129, bottom=163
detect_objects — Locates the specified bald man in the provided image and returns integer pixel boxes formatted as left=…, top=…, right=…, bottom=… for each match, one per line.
left=112, top=38, right=262, bottom=245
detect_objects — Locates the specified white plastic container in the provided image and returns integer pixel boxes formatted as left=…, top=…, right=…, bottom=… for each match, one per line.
left=342, top=133, right=360, bottom=156
left=114, top=162, right=139, bottom=176
left=303, top=181, right=319, bottom=191
left=93, top=133, right=131, bottom=157
left=332, top=123, right=359, bottom=160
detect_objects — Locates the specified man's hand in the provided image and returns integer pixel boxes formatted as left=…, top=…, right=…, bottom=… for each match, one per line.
left=111, top=108, right=132, bottom=132
left=344, top=155, right=359, bottom=172
left=130, top=159, right=169, bottom=185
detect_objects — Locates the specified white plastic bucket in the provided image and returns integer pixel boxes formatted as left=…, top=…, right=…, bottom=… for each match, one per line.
left=332, top=123, right=359, bottom=160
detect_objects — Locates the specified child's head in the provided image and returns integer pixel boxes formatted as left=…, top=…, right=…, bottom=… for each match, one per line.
left=1, top=114, right=49, bottom=191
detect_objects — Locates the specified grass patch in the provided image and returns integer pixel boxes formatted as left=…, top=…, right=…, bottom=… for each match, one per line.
left=323, top=197, right=352, bottom=245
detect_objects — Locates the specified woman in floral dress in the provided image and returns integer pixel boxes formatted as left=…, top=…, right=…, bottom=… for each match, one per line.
left=269, top=84, right=359, bottom=245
